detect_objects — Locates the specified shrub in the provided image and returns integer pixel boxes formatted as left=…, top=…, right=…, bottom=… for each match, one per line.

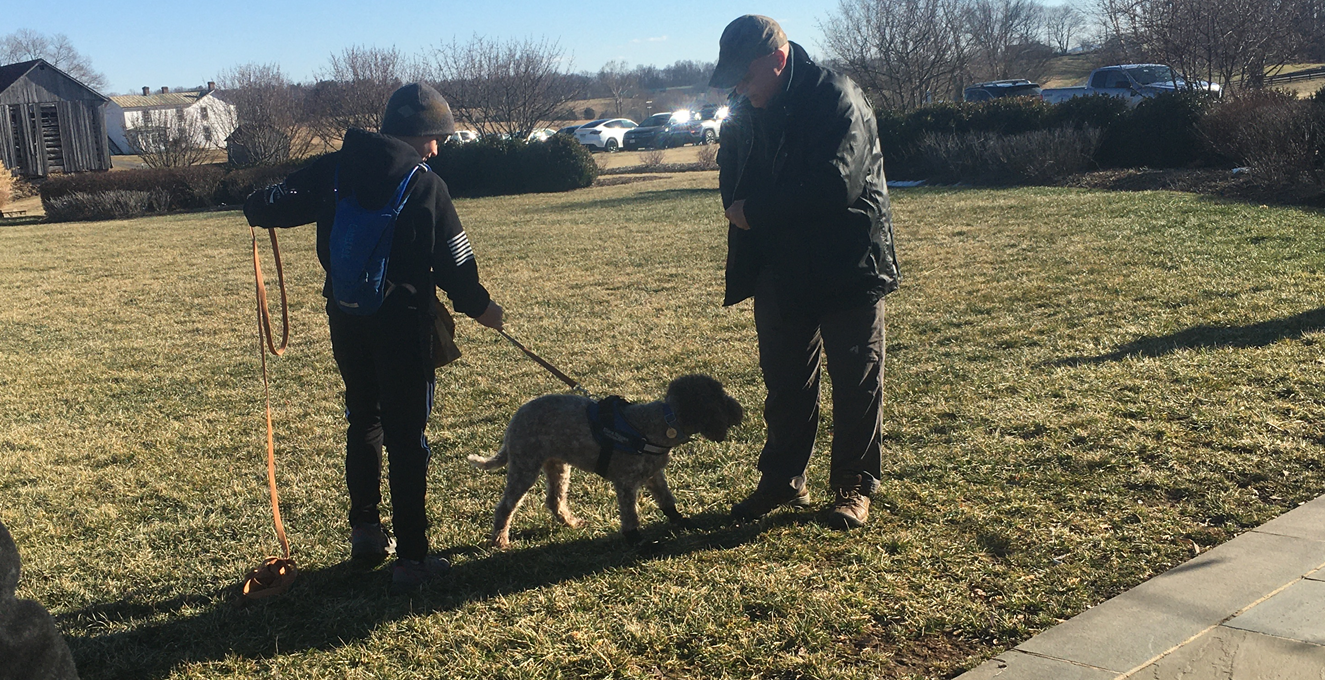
left=1200, top=89, right=1324, bottom=186
left=429, top=134, right=596, bottom=197
left=1097, top=91, right=1215, bottom=169
left=696, top=144, right=719, bottom=170
left=1053, top=94, right=1130, bottom=131
left=918, top=126, right=1102, bottom=185
left=44, top=189, right=171, bottom=222
left=41, top=166, right=225, bottom=212
left=640, top=149, right=666, bottom=169
left=0, top=169, right=11, bottom=211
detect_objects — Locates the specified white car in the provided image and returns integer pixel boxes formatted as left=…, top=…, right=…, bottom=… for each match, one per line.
left=574, top=118, right=637, bottom=151
left=447, top=130, right=478, bottom=144
left=526, top=127, right=558, bottom=142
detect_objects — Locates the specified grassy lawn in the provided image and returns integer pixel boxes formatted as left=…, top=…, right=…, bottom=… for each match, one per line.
left=5, top=173, right=1325, bottom=678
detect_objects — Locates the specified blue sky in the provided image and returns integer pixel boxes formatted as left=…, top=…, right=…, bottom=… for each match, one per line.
left=5, top=0, right=834, bottom=94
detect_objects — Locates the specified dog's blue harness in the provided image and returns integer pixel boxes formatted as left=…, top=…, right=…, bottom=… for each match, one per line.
left=587, top=396, right=684, bottom=477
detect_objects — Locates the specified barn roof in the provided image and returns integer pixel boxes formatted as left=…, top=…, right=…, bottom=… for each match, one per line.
left=109, top=91, right=208, bottom=110
left=0, top=60, right=40, bottom=94
left=0, top=58, right=108, bottom=102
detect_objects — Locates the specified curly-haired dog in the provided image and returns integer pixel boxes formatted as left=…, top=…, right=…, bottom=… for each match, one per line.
left=469, top=374, right=743, bottom=548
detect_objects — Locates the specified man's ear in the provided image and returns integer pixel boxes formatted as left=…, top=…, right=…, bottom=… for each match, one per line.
left=773, top=45, right=790, bottom=72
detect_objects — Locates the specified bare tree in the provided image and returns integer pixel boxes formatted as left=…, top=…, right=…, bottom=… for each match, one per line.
left=964, top=0, right=1053, bottom=82
left=1044, top=4, right=1087, bottom=54
left=598, top=60, right=637, bottom=116
left=822, top=0, right=972, bottom=110
left=1095, top=0, right=1310, bottom=90
left=0, top=29, right=107, bottom=91
left=305, top=46, right=405, bottom=147
left=215, top=62, right=317, bottom=162
left=131, top=109, right=210, bottom=168
left=429, top=35, right=582, bottom=138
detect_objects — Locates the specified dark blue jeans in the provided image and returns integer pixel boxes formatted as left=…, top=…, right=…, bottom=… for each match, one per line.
left=753, top=271, right=885, bottom=496
left=327, top=294, right=435, bottom=561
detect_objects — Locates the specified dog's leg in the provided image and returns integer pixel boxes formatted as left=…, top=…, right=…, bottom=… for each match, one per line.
left=490, top=462, right=540, bottom=550
left=543, top=460, right=582, bottom=529
left=613, top=481, right=644, bottom=544
left=646, top=471, right=697, bottom=530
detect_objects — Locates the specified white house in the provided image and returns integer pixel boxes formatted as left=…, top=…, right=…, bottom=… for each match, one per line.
left=105, top=83, right=236, bottom=154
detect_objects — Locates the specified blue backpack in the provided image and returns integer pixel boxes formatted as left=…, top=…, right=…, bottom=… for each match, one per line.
left=328, top=163, right=428, bottom=315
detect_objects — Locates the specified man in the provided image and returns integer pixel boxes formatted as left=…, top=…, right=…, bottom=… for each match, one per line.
left=244, top=83, right=503, bottom=591
left=711, top=15, right=900, bottom=528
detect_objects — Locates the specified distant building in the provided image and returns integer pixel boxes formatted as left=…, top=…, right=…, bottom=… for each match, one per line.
left=106, top=84, right=237, bottom=155
left=0, top=58, right=112, bottom=177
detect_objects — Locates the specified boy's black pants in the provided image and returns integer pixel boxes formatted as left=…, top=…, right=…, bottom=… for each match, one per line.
left=327, top=294, right=435, bottom=562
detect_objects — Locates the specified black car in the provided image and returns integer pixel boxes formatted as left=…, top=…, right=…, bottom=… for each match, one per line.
left=963, top=79, right=1042, bottom=102
left=623, top=113, right=677, bottom=151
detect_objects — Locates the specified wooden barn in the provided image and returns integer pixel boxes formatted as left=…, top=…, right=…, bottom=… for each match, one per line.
left=0, top=58, right=112, bottom=177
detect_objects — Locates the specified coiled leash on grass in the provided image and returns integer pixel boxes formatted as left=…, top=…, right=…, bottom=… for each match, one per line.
left=241, top=225, right=298, bottom=600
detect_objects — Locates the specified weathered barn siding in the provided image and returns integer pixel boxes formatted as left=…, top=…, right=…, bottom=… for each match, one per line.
left=0, top=59, right=111, bottom=177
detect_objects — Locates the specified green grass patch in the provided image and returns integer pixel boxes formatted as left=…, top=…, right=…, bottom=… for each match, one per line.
left=4, top=173, right=1325, bottom=678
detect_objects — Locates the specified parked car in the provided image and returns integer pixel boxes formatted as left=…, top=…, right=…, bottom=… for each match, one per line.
left=447, top=130, right=478, bottom=144
left=526, top=127, right=558, bottom=142
left=673, top=106, right=726, bottom=146
left=963, top=79, right=1042, bottom=102
left=623, top=112, right=678, bottom=150
left=574, top=118, right=637, bottom=151
left=1041, top=64, right=1221, bottom=106
left=556, top=123, right=583, bottom=136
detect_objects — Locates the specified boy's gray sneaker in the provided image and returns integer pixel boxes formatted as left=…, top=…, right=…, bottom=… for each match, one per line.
left=350, top=523, right=395, bottom=561
left=390, top=556, right=450, bottom=594
left=731, top=483, right=811, bottom=522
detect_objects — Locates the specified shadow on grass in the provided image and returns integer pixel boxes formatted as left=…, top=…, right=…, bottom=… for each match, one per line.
left=63, top=510, right=815, bottom=679
left=543, top=188, right=716, bottom=213
left=1050, top=307, right=1325, bottom=366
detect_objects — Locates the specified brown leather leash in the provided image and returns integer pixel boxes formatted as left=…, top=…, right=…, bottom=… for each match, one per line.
left=497, top=329, right=593, bottom=398
left=241, top=225, right=298, bottom=600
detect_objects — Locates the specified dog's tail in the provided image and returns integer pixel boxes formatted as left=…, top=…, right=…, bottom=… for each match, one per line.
left=467, top=445, right=508, bottom=471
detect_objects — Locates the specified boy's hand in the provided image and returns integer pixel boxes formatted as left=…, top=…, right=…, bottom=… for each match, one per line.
left=475, top=301, right=504, bottom=331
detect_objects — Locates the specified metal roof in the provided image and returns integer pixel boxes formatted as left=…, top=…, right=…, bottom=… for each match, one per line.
left=109, top=91, right=207, bottom=109
left=0, top=58, right=108, bottom=102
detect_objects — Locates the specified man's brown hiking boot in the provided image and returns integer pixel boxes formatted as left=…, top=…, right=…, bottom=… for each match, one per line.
left=731, top=480, right=812, bottom=522
left=827, top=475, right=870, bottom=529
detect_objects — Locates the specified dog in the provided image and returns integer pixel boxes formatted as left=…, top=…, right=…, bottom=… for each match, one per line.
left=469, top=374, right=743, bottom=548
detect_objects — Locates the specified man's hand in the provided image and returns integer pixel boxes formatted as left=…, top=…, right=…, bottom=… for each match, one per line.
left=475, top=300, right=504, bottom=331
left=725, top=199, right=751, bottom=230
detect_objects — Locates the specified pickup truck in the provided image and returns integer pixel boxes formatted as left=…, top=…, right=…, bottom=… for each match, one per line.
left=1041, top=64, right=1221, bottom=106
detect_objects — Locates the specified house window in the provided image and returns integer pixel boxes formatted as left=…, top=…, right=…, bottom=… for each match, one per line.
left=200, top=107, right=208, bottom=121
left=203, top=126, right=213, bottom=142
left=176, top=107, right=185, bottom=121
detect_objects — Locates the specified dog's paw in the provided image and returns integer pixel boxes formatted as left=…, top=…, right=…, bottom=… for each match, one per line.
left=622, top=529, right=644, bottom=545
left=490, top=534, right=511, bottom=550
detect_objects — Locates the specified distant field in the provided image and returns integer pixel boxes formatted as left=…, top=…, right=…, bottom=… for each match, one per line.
left=5, top=175, right=1325, bottom=678
left=1040, top=53, right=1098, bottom=89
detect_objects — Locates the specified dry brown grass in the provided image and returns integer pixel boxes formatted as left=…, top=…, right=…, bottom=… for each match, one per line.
left=6, top=176, right=1325, bottom=678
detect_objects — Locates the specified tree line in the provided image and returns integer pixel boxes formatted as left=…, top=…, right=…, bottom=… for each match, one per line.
left=821, top=0, right=1325, bottom=110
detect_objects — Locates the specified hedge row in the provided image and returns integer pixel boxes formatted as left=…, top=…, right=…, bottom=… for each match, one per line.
left=428, top=133, right=597, bottom=197
left=40, top=160, right=318, bottom=218
left=880, top=92, right=1216, bottom=179
left=40, top=133, right=598, bottom=221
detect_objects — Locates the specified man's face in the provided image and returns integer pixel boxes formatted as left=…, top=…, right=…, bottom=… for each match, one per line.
left=734, top=47, right=788, bottom=108
left=419, top=137, right=440, bottom=160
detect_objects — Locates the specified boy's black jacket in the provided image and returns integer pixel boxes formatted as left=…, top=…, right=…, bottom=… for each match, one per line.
left=244, top=128, right=491, bottom=318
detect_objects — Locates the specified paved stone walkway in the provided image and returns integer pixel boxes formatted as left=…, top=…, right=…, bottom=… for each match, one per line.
left=957, top=494, right=1325, bottom=679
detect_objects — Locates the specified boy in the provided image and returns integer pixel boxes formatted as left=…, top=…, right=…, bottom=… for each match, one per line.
left=245, top=83, right=503, bottom=592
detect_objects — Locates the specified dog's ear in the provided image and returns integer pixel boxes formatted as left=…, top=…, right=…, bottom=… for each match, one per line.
left=0, top=521, right=17, bottom=599
left=668, top=374, right=744, bottom=442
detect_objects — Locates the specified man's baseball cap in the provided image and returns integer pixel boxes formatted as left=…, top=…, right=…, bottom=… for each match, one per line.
left=380, top=83, right=456, bottom=138
left=708, top=15, right=788, bottom=89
